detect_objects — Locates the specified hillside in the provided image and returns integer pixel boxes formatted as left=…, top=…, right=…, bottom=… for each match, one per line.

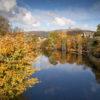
left=27, top=29, right=95, bottom=38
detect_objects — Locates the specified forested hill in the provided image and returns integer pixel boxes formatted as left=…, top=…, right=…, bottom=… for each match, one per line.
left=27, top=31, right=49, bottom=38
left=27, top=29, right=95, bottom=38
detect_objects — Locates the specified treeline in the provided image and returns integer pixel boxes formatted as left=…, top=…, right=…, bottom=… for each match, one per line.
left=41, top=31, right=88, bottom=54
left=41, top=25, right=100, bottom=58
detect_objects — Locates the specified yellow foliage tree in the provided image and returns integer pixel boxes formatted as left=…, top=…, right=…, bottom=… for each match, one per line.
left=0, top=33, right=39, bottom=99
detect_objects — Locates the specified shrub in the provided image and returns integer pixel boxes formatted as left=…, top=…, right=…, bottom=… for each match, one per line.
left=0, top=33, right=38, bottom=99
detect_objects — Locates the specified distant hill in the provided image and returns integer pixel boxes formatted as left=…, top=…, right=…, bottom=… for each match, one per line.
left=54, top=28, right=95, bottom=34
left=26, top=31, right=49, bottom=38
left=26, top=29, right=95, bottom=38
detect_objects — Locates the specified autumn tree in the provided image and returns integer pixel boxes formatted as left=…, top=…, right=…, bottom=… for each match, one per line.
left=0, top=16, right=11, bottom=36
left=0, top=33, right=39, bottom=99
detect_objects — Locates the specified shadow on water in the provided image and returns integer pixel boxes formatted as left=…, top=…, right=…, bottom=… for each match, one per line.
left=21, top=50, right=100, bottom=100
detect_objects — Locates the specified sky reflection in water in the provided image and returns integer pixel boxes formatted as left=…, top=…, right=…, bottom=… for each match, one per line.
left=23, top=52, right=100, bottom=100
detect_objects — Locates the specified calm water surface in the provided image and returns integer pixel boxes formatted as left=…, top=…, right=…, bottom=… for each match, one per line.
left=21, top=51, right=100, bottom=100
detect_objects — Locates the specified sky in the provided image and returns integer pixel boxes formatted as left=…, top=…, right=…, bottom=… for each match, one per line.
left=0, top=0, right=100, bottom=31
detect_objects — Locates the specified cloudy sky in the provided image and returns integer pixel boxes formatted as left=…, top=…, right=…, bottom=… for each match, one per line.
left=0, top=0, right=100, bottom=31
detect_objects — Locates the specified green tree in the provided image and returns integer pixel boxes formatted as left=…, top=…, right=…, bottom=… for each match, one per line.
left=94, top=24, right=100, bottom=36
left=48, top=32, right=60, bottom=49
left=0, top=16, right=11, bottom=36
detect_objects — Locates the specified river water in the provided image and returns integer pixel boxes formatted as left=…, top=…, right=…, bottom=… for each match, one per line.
left=17, top=51, right=100, bottom=100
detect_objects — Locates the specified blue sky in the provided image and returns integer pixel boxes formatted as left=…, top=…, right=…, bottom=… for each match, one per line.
left=18, top=0, right=96, bottom=10
left=0, top=0, right=100, bottom=31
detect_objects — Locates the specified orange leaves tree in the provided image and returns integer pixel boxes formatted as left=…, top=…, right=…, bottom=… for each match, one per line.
left=0, top=33, right=38, bottom=99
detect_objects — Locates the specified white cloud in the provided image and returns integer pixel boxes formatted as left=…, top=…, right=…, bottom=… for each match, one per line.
left=23, top=12, right=40, bottom=27
left=0, top=0, right=40, bottom=30
left=0, top=0, right=16, bottom=12
left=10, top=6, right=41, bottom=28
left=53, top=17, right=75, bottom=26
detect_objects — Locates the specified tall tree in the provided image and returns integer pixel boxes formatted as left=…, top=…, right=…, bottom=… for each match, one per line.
left=48, top=32, right=61, bottom=49
left=94, top=24, right=100, bottom=36
left=0, top=16, right=11, bottom=36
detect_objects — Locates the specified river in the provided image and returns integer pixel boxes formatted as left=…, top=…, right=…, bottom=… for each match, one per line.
left=16, top=51, right=100, bottom=100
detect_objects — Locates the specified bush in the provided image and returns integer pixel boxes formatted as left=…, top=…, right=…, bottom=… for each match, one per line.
left=0, top=33, right=38, bottom=99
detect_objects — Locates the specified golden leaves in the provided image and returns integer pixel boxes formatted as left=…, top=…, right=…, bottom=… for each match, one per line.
left=0, top=33, right=39, bottom=99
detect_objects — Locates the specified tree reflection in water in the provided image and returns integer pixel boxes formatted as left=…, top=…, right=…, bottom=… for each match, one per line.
left=42, top=50, right=100, bottom=84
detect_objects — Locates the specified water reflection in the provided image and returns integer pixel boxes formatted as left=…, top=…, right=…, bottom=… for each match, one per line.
left=43, top=51, right=100, bottom=83
left=22, top=51, right=100, bottom=100
left=42, top=50, right=99, bottom=67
